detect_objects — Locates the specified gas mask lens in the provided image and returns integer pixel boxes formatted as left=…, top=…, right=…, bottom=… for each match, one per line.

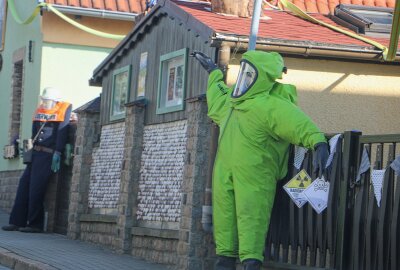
left=40, top=98, right=56, bottom=110
left=232, top=61, right=257, bottom=97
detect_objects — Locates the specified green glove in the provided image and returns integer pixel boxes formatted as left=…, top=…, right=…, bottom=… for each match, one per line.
left=51, top=151, right=61, bottom=173
left=64, top=144, right=72, bottom=166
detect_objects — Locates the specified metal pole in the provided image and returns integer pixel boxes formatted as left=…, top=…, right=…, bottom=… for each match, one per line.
left=248, top=0, right=263, bottom=51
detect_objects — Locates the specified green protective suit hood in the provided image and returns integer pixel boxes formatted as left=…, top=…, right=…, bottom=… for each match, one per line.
left=205, top=50, right=326, bottom=263
left=231, top=51, right=285, bottom=102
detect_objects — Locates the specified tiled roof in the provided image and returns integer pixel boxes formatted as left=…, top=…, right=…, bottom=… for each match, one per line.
left=91, top=0, right=398, bottom=83
left=270, top=0, right=396, bottom=14
left=178, top=1, right=394, bottom=49
left=45, top=0, right=147, bottom=14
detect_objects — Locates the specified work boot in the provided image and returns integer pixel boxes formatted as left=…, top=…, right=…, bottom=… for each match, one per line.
left=1, top=224, right=19, bottom=231
left=242, top=259, right=262, bottom=270
left=215, top=255, right=236, bottom=270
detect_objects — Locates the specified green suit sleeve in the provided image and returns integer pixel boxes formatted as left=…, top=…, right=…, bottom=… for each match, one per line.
left=266, top=96, right=326, bottom=149
left=206, top=69, right=231, bottom=126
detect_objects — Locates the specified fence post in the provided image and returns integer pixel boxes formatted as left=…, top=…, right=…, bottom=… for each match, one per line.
left=335, top=130, right=361, bottom=269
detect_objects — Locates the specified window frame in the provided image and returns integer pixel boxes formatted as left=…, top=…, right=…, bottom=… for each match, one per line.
left=334, top=4, right=393, bottom=35
left=110, top=65, right=131, bottom=122
left=0, top=0, right=7, bottom=51
left=156, top=48, right=188, bottom=115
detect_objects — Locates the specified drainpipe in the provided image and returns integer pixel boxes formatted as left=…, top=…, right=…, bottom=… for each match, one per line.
left=202, top=45, right=231, bottom=232
left=42, top=4, right=138, bottom=21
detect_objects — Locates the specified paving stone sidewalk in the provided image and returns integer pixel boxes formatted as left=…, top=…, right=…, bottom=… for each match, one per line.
left=0, top=210, right=169, bottom=270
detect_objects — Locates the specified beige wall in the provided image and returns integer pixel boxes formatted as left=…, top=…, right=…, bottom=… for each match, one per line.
left=227, top=57, right=400, bottom=135
left=41, top=12, right=134, bottom=48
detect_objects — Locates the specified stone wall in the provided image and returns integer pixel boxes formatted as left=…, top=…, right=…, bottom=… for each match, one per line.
left=0, top=170, right=23, bottom=213
left=67, top=98, right=217, bottom=269
left=137, top=120, right=187, bottom=225
left=68, top=109, right=101, bottom=240
left=131, top=231, right=179, bottom=265
left=175, top=97, right=215, bottom=270
left=88, top=122, right=125, bottom=209
left=79, top=214, right=118, bottom=247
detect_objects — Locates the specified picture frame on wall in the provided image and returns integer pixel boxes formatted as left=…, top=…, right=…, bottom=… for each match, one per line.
left=110, top=65, right=131, bottom=121
left=156, top=48, right=188, bottom=114
left=137, top=52, right=148, bottom=98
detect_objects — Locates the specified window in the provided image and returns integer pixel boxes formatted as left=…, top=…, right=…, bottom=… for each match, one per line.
left=110, top=65, right=131, bottom=121
left=334, top=4, right=393, bottom=36
left=156, top=48, right=188, bottom=114
left=0, top=0, right=6, bottom=50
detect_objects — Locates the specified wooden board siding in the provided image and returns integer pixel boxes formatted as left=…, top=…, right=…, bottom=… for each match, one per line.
left=100, top=14, right=216, bottom=126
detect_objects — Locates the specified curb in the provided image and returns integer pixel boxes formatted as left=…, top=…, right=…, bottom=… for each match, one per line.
left=0, top=247, right=57, bottom=270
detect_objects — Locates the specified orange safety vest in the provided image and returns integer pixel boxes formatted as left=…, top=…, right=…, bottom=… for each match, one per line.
left=32, top=102, right=71, bottom=122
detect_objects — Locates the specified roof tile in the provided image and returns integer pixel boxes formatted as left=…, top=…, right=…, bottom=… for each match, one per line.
left=116, top=0, right=129, bottom=12
left=79, top=0, right=91, bottom=8
left=104, top=0, right=117, bottom=11
left=54, top=0, right=67, bottom=5
left=67, top=0, right=80, bottom=7
left=305, top=0, right=318, bottom=13
left=91, top=0, right=105, bottom=10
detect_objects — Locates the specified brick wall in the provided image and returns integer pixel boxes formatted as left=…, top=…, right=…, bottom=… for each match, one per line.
left=0, top=170, right=24, bottom=213
left=80, top=222, right=117, bottom=245
left=131, top=233, right=179, bottom=265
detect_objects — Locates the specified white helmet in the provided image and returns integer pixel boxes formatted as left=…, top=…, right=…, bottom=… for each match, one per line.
left=40, top=87, right=62, bottom=101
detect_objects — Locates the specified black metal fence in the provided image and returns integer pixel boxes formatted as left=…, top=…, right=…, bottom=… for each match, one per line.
left=265, top=131, right=400, bottom=270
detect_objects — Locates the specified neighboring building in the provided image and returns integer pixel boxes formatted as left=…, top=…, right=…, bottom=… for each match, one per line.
left=67, top=0, right=399, bottom=269
left=0, top=0, right=145, bottom=222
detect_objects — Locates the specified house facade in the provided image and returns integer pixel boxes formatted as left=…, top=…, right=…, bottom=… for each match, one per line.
left=0, top=0, right=144, bottom=226
left=67, top=0, right=399, bottom=269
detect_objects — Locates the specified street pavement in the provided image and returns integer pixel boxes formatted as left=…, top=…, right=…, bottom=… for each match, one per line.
left=0, top=210, right=169, bottom=270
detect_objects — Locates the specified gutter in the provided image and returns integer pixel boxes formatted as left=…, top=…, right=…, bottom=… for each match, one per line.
left=212, top=34, right=400, bottom=62
left=42, top=4, right=138, bottom=21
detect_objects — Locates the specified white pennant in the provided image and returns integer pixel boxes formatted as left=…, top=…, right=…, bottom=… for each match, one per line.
left=325, top=134, right=341, bottom=168
left=390, top=156, right=400, bottom=176
left=371, top=169, right=386, bottom=207
left=294, top=146, right=308, bottom=170
left=356, top=146, right=371, bottom=183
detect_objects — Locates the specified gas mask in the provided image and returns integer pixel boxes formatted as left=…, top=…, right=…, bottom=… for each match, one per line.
left=232, top=60, right=258, bottom=98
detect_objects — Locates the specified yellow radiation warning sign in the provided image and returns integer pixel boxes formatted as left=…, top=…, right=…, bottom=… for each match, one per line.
left=283, top=169, right=312, bottom=207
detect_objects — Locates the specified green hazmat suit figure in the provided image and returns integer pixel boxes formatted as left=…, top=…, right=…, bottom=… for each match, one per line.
left=191, top=50, right=329, bottom=270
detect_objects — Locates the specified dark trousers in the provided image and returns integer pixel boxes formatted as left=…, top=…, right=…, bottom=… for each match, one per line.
left=9, top=151, right=53, bottom=229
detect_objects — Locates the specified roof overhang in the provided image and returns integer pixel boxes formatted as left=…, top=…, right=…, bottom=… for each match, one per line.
left=42, top=4, right=138, bottom=21
left=212, top=33, right=400, bottom=62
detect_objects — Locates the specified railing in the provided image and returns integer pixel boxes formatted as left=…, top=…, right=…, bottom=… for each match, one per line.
left=264, top=132, right=400, bottom=270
